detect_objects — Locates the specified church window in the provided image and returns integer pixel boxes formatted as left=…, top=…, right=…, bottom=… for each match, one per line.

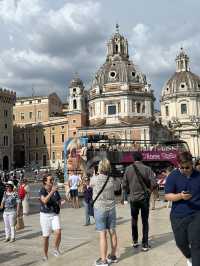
left=132, top=72, right=135, bottom=77
left=110, top=71, right=116, bottom=78
left=108, top=105, right=116, bottom=115
left=21, top=112, right=25, bottom=120
left=136, top=102, right=141, bottom=113
left=73, top=88, right=76, bottom=93
left=181, top=84, right=185, bottom=88
left=115, top=44, right=118, bottom=53
left=73, top=99, right=77, bottom=109
left=181, top=103, right=187, bottom=114
left=165, top=106, right=169, bottom=116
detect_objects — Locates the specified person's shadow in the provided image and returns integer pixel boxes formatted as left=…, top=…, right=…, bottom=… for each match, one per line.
left=119, top=232, right=174, bottom=262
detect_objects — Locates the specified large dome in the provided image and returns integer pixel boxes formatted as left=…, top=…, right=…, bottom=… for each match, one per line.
left=91, top=25, right=147, bottom=88
left=162, top=48, right=200, bottom=98
left=92, top=59, right=147, bottom=88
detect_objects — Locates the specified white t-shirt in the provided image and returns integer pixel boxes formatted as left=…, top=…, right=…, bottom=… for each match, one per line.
left=69, top=175, right=80, bottom=190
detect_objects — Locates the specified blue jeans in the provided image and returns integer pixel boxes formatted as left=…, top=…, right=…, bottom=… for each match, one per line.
left=83, top=201, right=90, bottom=225
left=94, top=207, right=116, bottom=231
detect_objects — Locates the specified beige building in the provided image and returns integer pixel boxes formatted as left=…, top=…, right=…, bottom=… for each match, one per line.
left=0, top=88, right=16, bottom=171
left=14, top=86, right=87, bottom=169
left=78, top=25, right=171, bottom=143
left=161, top=48, right=200, bottom=158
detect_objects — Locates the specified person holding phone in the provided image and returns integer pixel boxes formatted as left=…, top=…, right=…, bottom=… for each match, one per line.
left=39, top=174, right=62, bottom=261
left=165, top=151, right=200, bottom=266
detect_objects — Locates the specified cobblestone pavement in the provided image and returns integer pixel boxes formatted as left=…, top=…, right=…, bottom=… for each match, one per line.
left=0, top=201, right=186, bottom=266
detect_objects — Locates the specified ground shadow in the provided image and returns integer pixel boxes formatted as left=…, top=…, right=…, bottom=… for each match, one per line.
left=17, top=231, right=41, bottom=240
left=0, top=251, right=27, bottom=263
left=119, top=232, right=174, bottom=262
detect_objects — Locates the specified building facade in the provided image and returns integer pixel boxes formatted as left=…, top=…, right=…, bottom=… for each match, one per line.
left=0, top=88, right=16, bottom=171
left=78, top=25, right=171, bottom=143
left=160, top=48, right=200, bottom=157
left=13, top=86, right=87, bottom=169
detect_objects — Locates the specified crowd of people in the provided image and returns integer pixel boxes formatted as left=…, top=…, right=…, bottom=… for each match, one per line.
left=1, top=151, right=200, bottom=266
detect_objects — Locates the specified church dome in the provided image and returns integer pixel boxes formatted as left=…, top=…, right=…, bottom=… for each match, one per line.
left=162, top=48, right=200, bottom=97
left=91, top=24, right=147, bottom=88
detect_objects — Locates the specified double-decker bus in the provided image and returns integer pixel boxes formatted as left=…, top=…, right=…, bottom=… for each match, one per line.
left=64, top=136, right=189, bottom=181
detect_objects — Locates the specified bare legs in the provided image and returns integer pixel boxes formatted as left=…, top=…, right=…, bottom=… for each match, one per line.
left=42, top=229, right=61, bottom=258
left=99, top=230, right=118, bottom=262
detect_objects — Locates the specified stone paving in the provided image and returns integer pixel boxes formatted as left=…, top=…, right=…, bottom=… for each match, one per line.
left=0, top=201, right=187, bottom=266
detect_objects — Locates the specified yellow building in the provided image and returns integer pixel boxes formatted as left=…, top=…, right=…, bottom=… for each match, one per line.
left=13, top=84, right=87, bottom=169
left=0, top=88, right=16, bottom=170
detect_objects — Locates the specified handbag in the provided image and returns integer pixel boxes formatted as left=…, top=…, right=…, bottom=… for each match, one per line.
left=132, top=164, right=151, bottom=200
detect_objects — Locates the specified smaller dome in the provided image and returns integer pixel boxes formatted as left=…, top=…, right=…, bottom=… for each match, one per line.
left=162, top=71, right=200, bottom=96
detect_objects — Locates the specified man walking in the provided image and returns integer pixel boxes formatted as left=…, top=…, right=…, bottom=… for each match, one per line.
left=165, top=151, right=200, bottom=266
left=122, top=151, right=156, bottom=251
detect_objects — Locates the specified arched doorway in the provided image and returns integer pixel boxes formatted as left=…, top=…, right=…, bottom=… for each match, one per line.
left=3, top=156, right=9, bottom=171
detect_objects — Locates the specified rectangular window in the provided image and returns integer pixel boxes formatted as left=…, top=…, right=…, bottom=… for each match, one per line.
left=108, top=105, right=116, bottom=115
left=62, top=134, right=65, bottom=143
left=52, top=151, right=56, bottom=162
left=4, top=110, right=8, bottom=117
left=29, top=112, right=33, bottom=119
left=21, top=112, right=25, bottom=120
left=52, top=135, right=55, bottom=144
left=36, top=135, right=38, bottom=145
left=37, top=111, right=42, bottom=119
left=181, top=103, right=187, bottom=114
left=4, top=136, right=8, bottom=146
left=43, top=136, right=46, bottom=145
left=35, top=152, right=39, bottom=163
left=62, top=151, right=64, bottom=161
left=165, top=106, right=169, bottom=116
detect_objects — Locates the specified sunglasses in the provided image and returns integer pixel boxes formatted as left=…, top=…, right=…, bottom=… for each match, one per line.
left=180, top=166, right=191, bottom=170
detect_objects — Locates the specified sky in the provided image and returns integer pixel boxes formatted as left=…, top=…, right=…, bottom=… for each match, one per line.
left=0, top=0, right=200, bottom=108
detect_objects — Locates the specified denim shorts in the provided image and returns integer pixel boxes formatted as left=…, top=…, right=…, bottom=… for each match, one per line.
left=94, top=207, right=116, bottom=231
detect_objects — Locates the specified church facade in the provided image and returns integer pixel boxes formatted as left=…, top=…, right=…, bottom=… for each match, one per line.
left=78, top=25, right=171, bottom=144
left=160, top=48, right=200, bottom=158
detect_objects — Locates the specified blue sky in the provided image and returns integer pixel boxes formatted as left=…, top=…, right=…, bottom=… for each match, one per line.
left=0, top=0, right=200, bottom=108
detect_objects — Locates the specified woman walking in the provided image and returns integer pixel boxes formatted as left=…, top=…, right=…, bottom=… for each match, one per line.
left=0, top=181, right=20, bottom=242
left=91, top=159, right=118, bottom=266
left=39, top=174, right=62, bottom=261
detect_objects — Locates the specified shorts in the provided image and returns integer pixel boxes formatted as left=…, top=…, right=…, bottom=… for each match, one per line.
left=70, top=189, right=78, bottom=198
left=94, top=207, right=116, bottom=231
left=40, top=212, right=61, bottom=237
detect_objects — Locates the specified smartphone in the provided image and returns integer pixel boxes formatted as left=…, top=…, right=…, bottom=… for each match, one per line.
left=183, top=191, right=191, bottom=194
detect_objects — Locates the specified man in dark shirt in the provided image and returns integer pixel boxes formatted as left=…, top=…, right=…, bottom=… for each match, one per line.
left=165, top=151, right=200, bottom=266
left=123, top=151, right=156, bottom=251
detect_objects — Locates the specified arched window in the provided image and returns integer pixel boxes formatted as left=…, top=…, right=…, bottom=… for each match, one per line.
left=73, top=99, right=77, bottom=109
left=115, top=44, right=118, bottom=53
left=136, top=102, right=141, bottom=113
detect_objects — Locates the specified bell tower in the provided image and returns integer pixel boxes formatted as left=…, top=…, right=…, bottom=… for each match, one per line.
left=68, top=74, right=86, bottom=112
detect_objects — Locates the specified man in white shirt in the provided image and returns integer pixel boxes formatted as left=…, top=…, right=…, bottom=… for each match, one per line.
left=68, top=172, right=81, bottom=208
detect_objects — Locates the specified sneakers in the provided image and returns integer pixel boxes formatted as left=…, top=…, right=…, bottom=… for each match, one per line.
left=187, top=258, right=192, bottom=266
left=95, top=258, right=108, bottom=266
left=3, top=238, right=10, bottom=243
left=9, top=238, right=15, bottom=243
left=107, top=254, right=118, bottom=263
left=42, top=256, right=48, bottom=261
left=53, top=249, right=60, bottom=257
left=132, top=241, right=139, bottom=248
left=142, top=243, right=151, bottom=252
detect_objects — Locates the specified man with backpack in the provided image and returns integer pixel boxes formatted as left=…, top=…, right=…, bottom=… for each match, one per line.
left=122, top=151, right=156, bottom=251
